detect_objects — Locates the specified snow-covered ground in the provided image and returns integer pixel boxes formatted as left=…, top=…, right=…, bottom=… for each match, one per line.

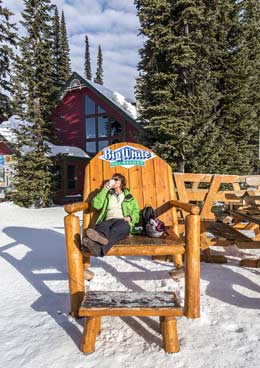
left=0, top=202, right=259, bottom=368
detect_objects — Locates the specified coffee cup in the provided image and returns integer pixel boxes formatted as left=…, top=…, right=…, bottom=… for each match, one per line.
left=108, top=179, right=115, bottom=188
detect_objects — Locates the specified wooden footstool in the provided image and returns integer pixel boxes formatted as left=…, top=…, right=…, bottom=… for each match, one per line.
left=79, top=291, right=183, bottom=354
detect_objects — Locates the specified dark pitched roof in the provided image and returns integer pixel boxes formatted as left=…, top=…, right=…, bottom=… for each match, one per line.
left=60, top=72, right=138, bottom=127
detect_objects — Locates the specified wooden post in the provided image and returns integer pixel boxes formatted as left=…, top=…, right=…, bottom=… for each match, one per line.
left=64, top=214, right=85, bottom=317
left=81, top=317, right=100, bottom=353
left=97, top=316, right=101, bottom=335
left=184, top=214, right=200, bottom=318
left=161, top=316, right=179, bottom=353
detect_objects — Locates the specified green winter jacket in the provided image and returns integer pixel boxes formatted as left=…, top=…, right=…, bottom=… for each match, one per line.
left=92, top=187, right=140, bottom=233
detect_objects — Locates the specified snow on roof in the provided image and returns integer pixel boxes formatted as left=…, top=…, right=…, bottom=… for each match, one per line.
left=0, top=115, right=89, bottom=158
left=87, top=79, right=137, bottom=120
left=46, top=142, right=89, bottom=158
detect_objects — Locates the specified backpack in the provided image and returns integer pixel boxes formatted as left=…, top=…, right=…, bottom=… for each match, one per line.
left=141, top=205, right=167, bottom=238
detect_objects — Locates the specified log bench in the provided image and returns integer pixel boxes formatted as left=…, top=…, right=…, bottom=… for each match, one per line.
left=79, top=291, right=182, bottom=354
left=64, top=142, right=200, bottom=353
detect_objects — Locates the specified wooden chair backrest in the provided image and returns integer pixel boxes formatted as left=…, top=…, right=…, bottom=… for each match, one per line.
left=82, top=142, right=178, bottom=234
left=173, top=173, right=251, bottom=220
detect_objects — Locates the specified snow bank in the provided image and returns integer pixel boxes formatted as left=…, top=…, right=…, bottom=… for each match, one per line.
left=0, top=202, right=259, bottom=368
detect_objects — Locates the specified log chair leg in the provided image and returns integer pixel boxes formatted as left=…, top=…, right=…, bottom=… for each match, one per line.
left=173, top=254, right=183, bottom=269
left=81, top=316, right=101, bottom=353
left=64, top=214, right=85, bottom=318
left=97, top=316, right=101, bottom=335
left=161, top=317, right=179, bottom=353
left=185, top=214, right=200, bottom=319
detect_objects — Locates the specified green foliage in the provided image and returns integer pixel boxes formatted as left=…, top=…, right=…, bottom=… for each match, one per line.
left=11, top=149, right=54, bottom=208
left=94, top=45, right=104, bottom=85
left=59, top=10, right=71, bottom=82
left=10, top=0, right=58, bottom=207
left=51, top=4, right=63, bottom=102
left=135, top=0, right=260, bottom=175
left=84, top=34, right=92, bottom=80
left=0, top=0, right=16, bottom=122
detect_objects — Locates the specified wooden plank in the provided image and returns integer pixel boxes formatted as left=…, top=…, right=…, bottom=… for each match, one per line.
left=167, top=166, right=179, bottom=234
left=200, top=175, right=221, bottom=220
left=186, top=190, right=209, bottom=201
left=207, top=222, right=252, bottom=242
left=235, top=241, right=260, bottom=249
left=128, top=165, right=143, bottom=211
left=83, top=163, right=91, bottom=234
left=154, top=156, right=174, bottom=226
left=79, top=291, right=182, bottom=310
left=175, top=173, right=213, bottom=182
left=230, top=209, right=260, bottom=225
left=111, top=142, right=129, bottom=188
left=141, top=149, right=157, bottom=210
left=173, top=173, right=189, bottom=219
left=82, top=244, right=185, bottom=257
left=173, top=173, right=189, bottom=203
left=79, top=308, right=183, bottom=317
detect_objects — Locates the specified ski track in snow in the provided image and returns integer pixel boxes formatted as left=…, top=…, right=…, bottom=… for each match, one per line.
left=0, top=202, right=259, bottom=368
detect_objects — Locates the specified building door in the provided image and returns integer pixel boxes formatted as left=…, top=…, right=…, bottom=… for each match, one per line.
left=67, top=165, right=78, bottom=193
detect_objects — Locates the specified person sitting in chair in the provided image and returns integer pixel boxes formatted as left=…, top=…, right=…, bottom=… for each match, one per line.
left=82, top=173, right=140, bottom=256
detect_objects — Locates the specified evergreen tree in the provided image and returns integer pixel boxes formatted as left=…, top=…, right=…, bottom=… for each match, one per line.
left=0, top=0, right=16, bottom=122
left=94, top=45, right=103, bottom=85
left=11, top=0, right=57, bottom=207
left=49, top=5, right=63, bottom=105
left=135, top=0, right=219, bottom=172
left=84, top=34, right=92, bottom=80
left=206, top=0, right=260, bottom=175
left=52, top=5, right=61, bottom=81
left=135, top=0, right=260, bottom=175
left=59, top=10, right=71, bottom=82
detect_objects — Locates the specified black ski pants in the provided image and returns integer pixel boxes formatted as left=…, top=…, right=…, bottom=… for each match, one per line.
left=95, top=218, right=130, bottom=256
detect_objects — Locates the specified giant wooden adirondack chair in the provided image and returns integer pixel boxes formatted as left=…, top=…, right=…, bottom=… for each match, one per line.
left=64, top=142, right=200, bottom=353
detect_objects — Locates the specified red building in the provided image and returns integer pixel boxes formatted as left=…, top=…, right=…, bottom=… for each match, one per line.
left=0, top=73, right=139, bottom=202
left=51, top=72, right=139, bottom=201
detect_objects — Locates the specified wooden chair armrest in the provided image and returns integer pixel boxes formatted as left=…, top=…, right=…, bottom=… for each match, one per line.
left=65, top=201, right=90, bottom=214
left=169, top=200, right=200, bottom=215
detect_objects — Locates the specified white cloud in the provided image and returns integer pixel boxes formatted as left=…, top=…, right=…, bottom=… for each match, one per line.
left=6, top=0, right=143, bottom=99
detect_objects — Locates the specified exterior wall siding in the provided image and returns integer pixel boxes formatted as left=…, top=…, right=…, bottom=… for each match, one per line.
left=0, top=142, right=13, bottom=155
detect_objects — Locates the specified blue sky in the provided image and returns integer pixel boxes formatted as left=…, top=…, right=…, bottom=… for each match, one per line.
left=7, top=0, right=143, bottom=99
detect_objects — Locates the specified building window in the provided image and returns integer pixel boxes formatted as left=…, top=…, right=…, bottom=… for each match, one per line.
left=98, top=104, right=106, bottom=113
left=85, top=94, right=125, bottom=155
left=98, top=115, right=109, bottom=137
left=110, top=117, right=122, bottom=136
left=98, top=140, right=109, bottom=151
left=86, top=141, right=96, bottom=153
left=86, top=117, right=96, bottom=138
left=85, top=96, right=95, bottom=115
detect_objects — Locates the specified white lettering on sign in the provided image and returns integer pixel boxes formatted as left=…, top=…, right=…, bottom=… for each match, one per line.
left=99, top=145, right=155, bottom=168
